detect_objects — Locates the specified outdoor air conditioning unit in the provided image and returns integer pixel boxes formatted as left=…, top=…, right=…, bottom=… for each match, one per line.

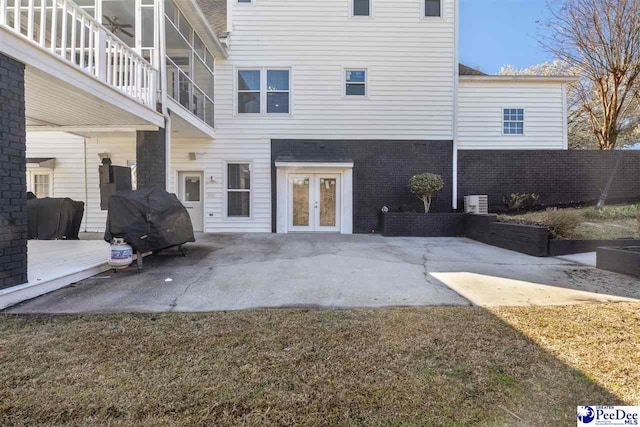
left=464, top=195, right=489, bottom=215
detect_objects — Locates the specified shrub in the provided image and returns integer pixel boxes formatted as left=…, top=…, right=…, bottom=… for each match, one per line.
left=503, top=193, right=540, bottom=211
left=583, top=204, right=639, bottom=220
left=409, top=173, right=444, bottom=213
left=540, top=209, right=581, bottom=238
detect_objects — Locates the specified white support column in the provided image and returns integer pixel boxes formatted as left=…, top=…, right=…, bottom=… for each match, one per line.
left=0, top=0, right=7, bottom=26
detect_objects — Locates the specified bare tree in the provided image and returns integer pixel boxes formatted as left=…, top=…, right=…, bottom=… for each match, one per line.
left=544, top=0, right=640, bottom=150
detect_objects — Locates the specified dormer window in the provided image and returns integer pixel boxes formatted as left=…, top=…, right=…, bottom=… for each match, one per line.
left=353, top=0, right=371, bottom=17
left=424, top=0, right=441, bottom=17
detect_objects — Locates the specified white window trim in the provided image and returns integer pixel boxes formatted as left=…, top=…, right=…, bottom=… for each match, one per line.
left=502, top=107, right=526, bottom=136
left=350, top=0, right=373, bottom=18
left=343, top=68, right=368, bottom=98
left=26, top=169, right=53, bottom=198
left=223, top=161, right=254, bottom=221
left=421, top=0, right=444, bottom=20
left=234, top=67, right=293, bottom=116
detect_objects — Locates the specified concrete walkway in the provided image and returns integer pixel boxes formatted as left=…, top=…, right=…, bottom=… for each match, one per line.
left=6, top=234, right=640, bottom=313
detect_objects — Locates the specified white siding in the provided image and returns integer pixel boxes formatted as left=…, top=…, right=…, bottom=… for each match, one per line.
left=170, top=138, right=272, bottom=232
left=215, top=0, right=457, bottom=141
left=26, top=132, right=136, bottom=233
left=457, top=81, right=567, bottom=149
left=84, top=137, right=136, bottom=232
left=26, top=132, right=87, bottom=228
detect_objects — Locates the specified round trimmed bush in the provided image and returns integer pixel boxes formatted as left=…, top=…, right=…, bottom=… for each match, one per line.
left=409, top=173, right=444, bottom=213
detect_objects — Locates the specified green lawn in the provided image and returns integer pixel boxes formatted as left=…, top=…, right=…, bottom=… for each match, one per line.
left=498, top=204, right=640, bottom=240
left=1, top=304, right=639, bottom=426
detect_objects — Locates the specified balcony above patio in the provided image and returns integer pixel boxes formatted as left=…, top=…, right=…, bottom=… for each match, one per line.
left=0, top=0, right=164, bottom=133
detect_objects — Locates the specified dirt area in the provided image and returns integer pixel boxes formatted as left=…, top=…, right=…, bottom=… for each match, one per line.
left=499, top=204, right=640, bottom=239
left=1, top=303, right=638, bottom=426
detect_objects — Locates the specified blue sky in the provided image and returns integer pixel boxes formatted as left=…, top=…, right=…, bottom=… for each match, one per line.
left=459, top=0, right=555, bottom=74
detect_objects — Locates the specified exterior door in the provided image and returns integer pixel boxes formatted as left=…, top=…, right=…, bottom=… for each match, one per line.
left=288, top=174, right=341, bottom=232
left=178, top=172, right=204, bottom=232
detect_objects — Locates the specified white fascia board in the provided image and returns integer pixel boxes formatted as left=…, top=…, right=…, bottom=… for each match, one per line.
left=275, top=162, right=355, bottom=169
left=167, top=97, right=217, bottom=139
left=459, top=75, right=579, bottom=83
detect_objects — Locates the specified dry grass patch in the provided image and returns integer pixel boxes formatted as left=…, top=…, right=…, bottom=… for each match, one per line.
left=1, top=304, right=638, bottom=426
left=498, top=204, right=640, bottom=240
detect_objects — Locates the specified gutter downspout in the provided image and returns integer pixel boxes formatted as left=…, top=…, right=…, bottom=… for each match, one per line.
left=157, top=0, right=172, bottom=191
left=452, top=0, right=460, bottom=211
left=83, top=137, right=88, bottom=232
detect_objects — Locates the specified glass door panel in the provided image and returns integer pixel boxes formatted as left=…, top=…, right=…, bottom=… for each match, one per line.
left=290, top=176, right=312, bottom=230
left=319, top=178, right=337, bottom=227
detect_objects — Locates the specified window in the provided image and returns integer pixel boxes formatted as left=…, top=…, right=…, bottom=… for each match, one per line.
left=226, top=163, right=252, bottom=218
left=424, top=0, right=441, bottom=17
left=27, top=172, right=51, bottom=198
left=238, top=70, right=261, bottom=113
left=238, top=0, right=252, bottom=3
left=503, top=108, right=525, bottom=135
left=345, top=69, right=366, bottom=96
left=237, top=69, right=291, bottom=114
left=353, top=0, right=370, bottom=16
left=165, top=0, right=215, bottom=128
left=267, top=70, right=290, bottom=113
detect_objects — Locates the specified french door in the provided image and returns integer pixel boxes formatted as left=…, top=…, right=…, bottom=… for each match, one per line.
left=288, top=174, right=341, bottom=232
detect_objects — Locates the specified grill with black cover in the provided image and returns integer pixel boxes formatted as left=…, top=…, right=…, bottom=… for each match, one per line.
left=104, top=188, right=195, bottom=253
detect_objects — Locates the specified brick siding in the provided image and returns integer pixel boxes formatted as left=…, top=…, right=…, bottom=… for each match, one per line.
left=0, top=53, right=27, bottom=290
left=381, top=213, right=465, bottom=237
left=458, top=150, right=640, bottom=212
left=271, top=140, right=454, bottom=234
left=136, top=128, right=167, bottom=190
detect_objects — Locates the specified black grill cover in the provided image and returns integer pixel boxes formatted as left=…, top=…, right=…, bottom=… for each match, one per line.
left=27, top=198, right=85, bottom=240
left=104, top=188, right=195, bottom=253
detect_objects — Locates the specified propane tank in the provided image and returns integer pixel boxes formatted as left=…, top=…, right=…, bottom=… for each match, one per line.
left=109, top=238, right=133, bottom=270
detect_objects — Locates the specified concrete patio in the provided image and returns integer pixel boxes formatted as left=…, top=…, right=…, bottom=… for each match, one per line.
left=6, top=234, right=640, bottom=314
left=0, top=239, right=111, bottom=310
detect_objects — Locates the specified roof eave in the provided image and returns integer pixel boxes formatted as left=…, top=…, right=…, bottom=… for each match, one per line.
left=459, top=75, right=579, bottom=83
left=177, top=0, right=229, bottom=59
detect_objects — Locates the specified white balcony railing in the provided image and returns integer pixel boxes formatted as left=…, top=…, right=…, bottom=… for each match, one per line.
left=0, top=0, right=157, bottom=109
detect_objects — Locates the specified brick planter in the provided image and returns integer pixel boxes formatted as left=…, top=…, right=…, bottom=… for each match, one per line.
left=549, top=239, right=640, bottom=256
left=382, top=213, right=465, bottom=237
left=596, top=247, right=640, bottom=278
left=464, top=214, right=550, bottom=257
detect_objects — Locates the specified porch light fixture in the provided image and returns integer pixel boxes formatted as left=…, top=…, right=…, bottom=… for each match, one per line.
left=98, top=152, right=111, bottom=161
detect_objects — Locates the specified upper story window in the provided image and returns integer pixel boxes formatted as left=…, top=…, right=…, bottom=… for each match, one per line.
left=165, top=0, right=215, bottom=128
left=267, top=70, right=290, bottom=113
left=353, top=0, right=371, bottom=16
left=237, top=69, right=291, bottom=114
left=238, top=70, right=261, bottom=114
left=503, top=109, right=525, bottom=135
left=424, top=0, right=441, bottom=17
left=345, top=70, right=367, bottom=96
